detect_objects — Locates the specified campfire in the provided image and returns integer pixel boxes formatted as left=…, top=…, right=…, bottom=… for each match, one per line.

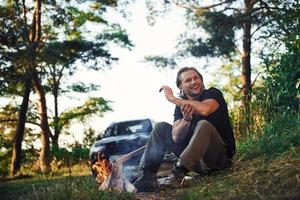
left=90, top=145, right=146, bottom=192
left=91, top=152, right=112, bottom=185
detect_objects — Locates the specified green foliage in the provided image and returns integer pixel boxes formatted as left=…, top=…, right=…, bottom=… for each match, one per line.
left=83, top=127, right=96, bottom=148
left=0, top=146, right=11, bottom=177
left=0, top=103, right=17, bottom=176
left=1, top=0, right=133, bottom=138
left=68, top=82, right=100, bottom=93
left=51, top=142, right=90, bottom=166
left=59, top=97, right=112, bottom=130
left=51, top=145, right=71, bottom=163
left=71, top=145, right=90, bottom=163
left=68, top=6, right=108, bottom=26
left=144, top=55, right=176, bottom=68
left=97, top=24, right=134, bottom=49
left=262, top=0, right=300, bottom=42
left=186, top=11, right=236, bottom=57
left=40, top=40, right=121, bottom=70
left=260, top=47, right=300, bottom=114
left=238, top=112, right=300, bottom=160
left=49, top=144, right=89, bottom=171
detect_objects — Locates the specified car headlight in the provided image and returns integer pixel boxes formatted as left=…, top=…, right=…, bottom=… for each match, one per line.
left=89, top=145, right=106, bottom=159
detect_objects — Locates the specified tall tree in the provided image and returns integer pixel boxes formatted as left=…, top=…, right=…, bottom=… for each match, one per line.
left=1, top=0, right=132, bottom=174
left=0, top=2, right=34, bottom=175
left=30, top=0, right=52, bottom=173
left=10, top=78, right=31, bottom=175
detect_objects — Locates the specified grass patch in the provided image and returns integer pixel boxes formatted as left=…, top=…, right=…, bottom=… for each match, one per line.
left=238, top=112, right=300, bottom=160
left=1, top=149, right=299, bottom=200
left=175, top=147, right=300, bottom=200
left=0, top=165, right=135, bottom=200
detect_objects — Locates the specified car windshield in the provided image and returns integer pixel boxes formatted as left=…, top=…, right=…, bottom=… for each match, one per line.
left=103, top=119, right=152, bottom=137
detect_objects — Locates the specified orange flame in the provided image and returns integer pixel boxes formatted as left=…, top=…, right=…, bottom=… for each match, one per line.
left=91, top=152, right=112, bottom=184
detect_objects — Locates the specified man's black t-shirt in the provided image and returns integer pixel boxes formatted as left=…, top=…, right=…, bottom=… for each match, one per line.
left=173, top=87, right=236, bottom=158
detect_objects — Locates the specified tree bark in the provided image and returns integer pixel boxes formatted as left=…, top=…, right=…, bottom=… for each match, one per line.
left=32, top=71, right=51, bottom=173
left=241, top=0, right=253, bottom=137
left=28, top=0, right=51, bottom=173
left=10, top=78, right=31, bottom=176
left=52, top=73, right=60, bottom=148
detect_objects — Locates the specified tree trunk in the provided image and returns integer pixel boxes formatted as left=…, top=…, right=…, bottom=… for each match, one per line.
left=241, top=0, right=252, bottom=137
left=32, top=71, right=51, bottom=173
left=10, top=78, right=31, bottom=176
left=28, top=0, right=51, bottom=173
left=52, top=80, right=60, bottom=148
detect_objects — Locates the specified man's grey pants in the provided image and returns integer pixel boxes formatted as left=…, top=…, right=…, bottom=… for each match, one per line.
left=139, top=120, right=228, bottom=174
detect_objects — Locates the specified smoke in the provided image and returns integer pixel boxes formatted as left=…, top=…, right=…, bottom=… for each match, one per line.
left=123, top=164, right=139, bottom=183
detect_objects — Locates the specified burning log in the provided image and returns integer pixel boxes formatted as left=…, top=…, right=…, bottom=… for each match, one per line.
left=91, top=145, right=146, bottom=192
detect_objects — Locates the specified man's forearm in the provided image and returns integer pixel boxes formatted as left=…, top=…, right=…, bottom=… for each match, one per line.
left=169, top=96, right=218, bottom=116
left=168, top=96, right=185, bottom=106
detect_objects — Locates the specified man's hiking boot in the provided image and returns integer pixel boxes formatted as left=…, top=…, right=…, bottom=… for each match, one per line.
left=159, top=163, right=188, bottom=186
left=133, top=171, right=158, bottom=193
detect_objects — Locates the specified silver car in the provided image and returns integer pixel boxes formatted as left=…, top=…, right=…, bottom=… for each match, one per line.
left=89, top=118, right=154, bottom=165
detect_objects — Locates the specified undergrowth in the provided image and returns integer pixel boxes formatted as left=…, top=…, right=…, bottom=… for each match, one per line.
left=238, top=111, right=300, bottom=160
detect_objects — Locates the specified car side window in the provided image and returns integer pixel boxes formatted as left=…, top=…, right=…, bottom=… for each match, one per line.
left=142, top=120, right=152, bottom=132
left=102, top=119, right=153, bottom=138
left=103, top=126, right=118, bottom=137
left=117, top=124, right=132, bottom=135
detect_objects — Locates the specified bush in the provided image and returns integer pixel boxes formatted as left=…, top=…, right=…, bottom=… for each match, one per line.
left=0, top=151, right=10, bottom=177
left=71, top=145, right=89, bottom=165
left=51, top=145, right=89, bottom=166
left=51, top=146, right=71, bottom=163
left=238, top=111, right=300, bottom=160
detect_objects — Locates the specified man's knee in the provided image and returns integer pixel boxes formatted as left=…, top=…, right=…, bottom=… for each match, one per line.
left=194, top=120, right=216, bottom=137
left=154, top=122, right=171, bottom=131
left=196, top=120, right=213, bottom=130
left=152, top=122, right=172, bottom=136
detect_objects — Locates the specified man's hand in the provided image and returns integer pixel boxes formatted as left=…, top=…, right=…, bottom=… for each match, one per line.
left=181, top=103, right=193, bottom=122
left=159, top=85, right=175, bottom=102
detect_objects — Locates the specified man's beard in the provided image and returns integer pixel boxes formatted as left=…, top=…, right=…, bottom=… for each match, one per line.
left=186, top=85, right=205, bottom=98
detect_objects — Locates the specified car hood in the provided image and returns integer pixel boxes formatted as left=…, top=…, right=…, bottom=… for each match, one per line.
left=95, top=132, right=149, bottom=146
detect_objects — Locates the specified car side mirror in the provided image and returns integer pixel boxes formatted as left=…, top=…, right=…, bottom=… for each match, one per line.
left=96, top=133, right=103, bottom=140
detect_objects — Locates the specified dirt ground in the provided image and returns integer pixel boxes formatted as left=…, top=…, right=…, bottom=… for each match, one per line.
left=133, top=162, right=180, bottom=200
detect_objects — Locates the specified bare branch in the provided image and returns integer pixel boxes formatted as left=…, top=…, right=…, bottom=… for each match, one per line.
left=199, top=1, right=231, bottom=10
left=220, top=6, right=241, bottom=13
left=234, top=45, right=242, bottom=57
left=172, top=0, right=198, bottom=12
left=234, top=84, right=242, bottom=90
left=250, top=21, right=269, bottom=37
left=232, top=38, right=242, bottom=56
left=250, top=0, right=260, bottom=7
left=29, top=99, right=39, bottom=109
left=172, top=0, right=233, bottom=12
left=57, top=64, right=66, bottom=83
left=251, top=72, right=262, bottom=88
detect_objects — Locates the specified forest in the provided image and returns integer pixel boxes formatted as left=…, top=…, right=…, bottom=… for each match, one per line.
left=0, top=0, right=299, bottom=199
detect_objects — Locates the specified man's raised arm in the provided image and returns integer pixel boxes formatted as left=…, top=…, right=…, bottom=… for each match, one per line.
left=160, top=85, right=219, bottom=116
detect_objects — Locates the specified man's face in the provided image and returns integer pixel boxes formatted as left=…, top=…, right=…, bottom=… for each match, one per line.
left=179, top=70, right=203, bottom=99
